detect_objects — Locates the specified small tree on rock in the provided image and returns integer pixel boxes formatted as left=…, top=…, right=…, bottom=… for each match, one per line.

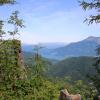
left=8, top=11, right=25, bottom=39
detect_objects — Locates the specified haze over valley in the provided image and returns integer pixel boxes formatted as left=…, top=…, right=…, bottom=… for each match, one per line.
left=22, top=36, right=100, bottom=60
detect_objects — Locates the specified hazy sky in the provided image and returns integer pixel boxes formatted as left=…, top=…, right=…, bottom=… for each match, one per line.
left=0, top=0, right=100, bottom=44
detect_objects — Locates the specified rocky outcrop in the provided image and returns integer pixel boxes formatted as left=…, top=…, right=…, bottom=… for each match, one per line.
left=59, top=89, right=81, bottom=100
left=0, top=40, right=27, bottom=82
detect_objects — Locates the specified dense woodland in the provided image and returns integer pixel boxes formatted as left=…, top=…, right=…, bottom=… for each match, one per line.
left=0, top=0, right=100, bottom=100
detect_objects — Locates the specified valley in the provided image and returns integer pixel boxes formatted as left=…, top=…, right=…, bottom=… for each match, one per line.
left=22, top=36, right=99, bottom=60
left=23, top=36, right=99, bottom=83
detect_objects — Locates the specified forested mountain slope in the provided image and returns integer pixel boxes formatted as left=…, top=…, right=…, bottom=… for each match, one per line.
left=48, top=36, right=99, bottom=59
left=23, top=52, right=96, bottom=82
left=46, top=57, right=96, bottom=82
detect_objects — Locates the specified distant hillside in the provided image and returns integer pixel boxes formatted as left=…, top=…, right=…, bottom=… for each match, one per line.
left=48, top=56, right=96, bottom=82
left=22, top=36, right=100, bottom=60
left=23, top=51, right=58, bottom=68
left=22, top=43, right=66, bottom=59
left=23, top=51, right=96, bottom=82
left=22, top=43, right=66, bottom=52
left=48, top=36, right=100, bottom=59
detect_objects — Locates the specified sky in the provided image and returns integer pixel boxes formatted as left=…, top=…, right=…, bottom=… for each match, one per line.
left=0, top=0, right=100, bottom=44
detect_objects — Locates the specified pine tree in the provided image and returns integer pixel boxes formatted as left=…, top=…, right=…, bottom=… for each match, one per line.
left=80, top=0, right=100, bottom=98
left=33, top=45, right=45, bottom=78
left=80, top=0, right=100, bottom=24
left=90, top=46, right=100, bottom=94
left=29, top=45, right=59, bottom=100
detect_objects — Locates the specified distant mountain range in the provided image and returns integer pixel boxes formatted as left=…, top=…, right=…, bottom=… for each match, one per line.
left=22, top=42, right=66, bottom=52
left=22, top=36, right=100, bottom=60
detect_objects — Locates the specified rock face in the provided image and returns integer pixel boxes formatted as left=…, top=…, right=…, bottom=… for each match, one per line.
left=12, top=40, right=27, bottom=79
left=59, top=89, right=81, bottom=100
left=0, top=40, right=27, bottom=81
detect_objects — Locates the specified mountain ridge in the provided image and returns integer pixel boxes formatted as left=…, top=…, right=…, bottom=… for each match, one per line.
left=48, top=36, right=100, bottom=59
left=22, top=36, right=100, bottom=60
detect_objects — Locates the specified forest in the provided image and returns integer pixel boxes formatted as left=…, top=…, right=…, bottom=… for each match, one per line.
left=0, top=0, right=100, bottom=100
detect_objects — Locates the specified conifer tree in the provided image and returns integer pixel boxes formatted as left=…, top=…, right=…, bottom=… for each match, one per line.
left=80, top=0, right=100, bottom=24
left=90, top=46, right=100, bottom=94
left=33, top=45, right=45, bottom=78
left=80, top=0, right=100, bottom=97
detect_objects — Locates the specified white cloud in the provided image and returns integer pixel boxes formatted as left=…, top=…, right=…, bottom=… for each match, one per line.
left=0, top=0, right=99, bottom=44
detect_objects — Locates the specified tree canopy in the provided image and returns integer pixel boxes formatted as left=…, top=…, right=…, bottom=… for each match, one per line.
left=8, top=11, right=25, bottom=39
left=80, top=0, right=100, bottom=97
left=0, top=20, right=6, bottom=40
left=0, top=0, right=15, bottom=5
left=80, top=0, right=100, bottom=24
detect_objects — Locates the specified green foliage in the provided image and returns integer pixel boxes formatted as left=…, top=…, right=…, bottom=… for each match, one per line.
left=0, top=1, right=98, bottom=99
left=23, top=52, right=96, bottom=82
left=80, top=0, right=100, bottom=24
left=0, top=40, right=26, bottom=83
left=47, top=57, right=95, bottom=82
left=23, top=52, right=98, bottom=99
left=80, top=0, right=100, bottom=98
left=28, top=77, right=59, bottom=100
left=8, top=11, right=25, bottom=39
left=0, top=40, right=26, bottom=100
left=0, top=77, right=59, bottom=100
left=33, top=54, right=45, bottom=78
left=69, top=80, right=96, bottom=100
left=0, top=43, right=59, bottom=100
left=88, top=46, right=100, bottom=94
left=1, top=43, right=97, bottom=99
left=0, top=20, right=6, bottom=40
left=0, top=0, right=15, bottom=5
